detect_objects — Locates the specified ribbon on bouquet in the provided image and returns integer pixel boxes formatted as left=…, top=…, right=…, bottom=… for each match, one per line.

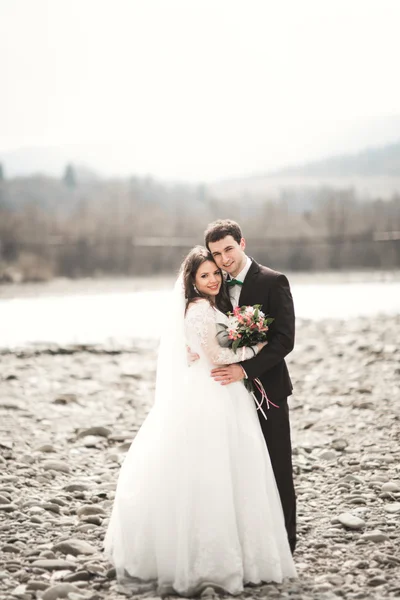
left=250, top=378, right=279, bottom=420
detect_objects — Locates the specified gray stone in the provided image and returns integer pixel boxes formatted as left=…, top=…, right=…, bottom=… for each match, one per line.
left=2, top=544, right=20, bottom=553
left=367, top=577, right=387, bottom=587
left=11, top=584, right=27, bottom=597
left=52, top=538, right=97, bottom=556
left=337, top=513, right=366, bottom=530
left=319, top=450, right=338, bottom=461
left=26, top=581, right=49, bottom=591
left=332, top=439, right=348, bottom=451
left=36, top=444, right=56, bottom=453
left=63, top=570, right=92, bottom=582
left=41, top=502, right=61, bottom=514
left=42, top=461, right=70, bottom=474
left=76, top=505, right=106, bottom=518
left=342, top=474, right=363, bottom=484
left=63, top=482, right=91, bottom=493
left=30, top=559, right=77, bottom=571
left=201, top=586, right=217, bottom=597
left=53, top=394, right=78, bottom=405
left=42, top=583, right=81, bottom=600
left=80, top=515, right=102, bottom=525
left=75, top=523, right=98, bottom=533
left=384, top=502, right=400, bottom=513
left=41, top=550, right=56, bottom=559
left=381, top=482, right=400, bottom=493
left=77, top=426, right=111, bottom=438
left=0, top=503, right=17, bottom=512
left=362, top=530, right=389, bottom=543
left=81, top=436, right=103, bottom=448
left=67, top=593, right=93, bottom=600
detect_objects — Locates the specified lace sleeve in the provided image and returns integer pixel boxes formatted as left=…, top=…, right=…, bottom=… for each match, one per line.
left=186, top=300, right=259, bottom=365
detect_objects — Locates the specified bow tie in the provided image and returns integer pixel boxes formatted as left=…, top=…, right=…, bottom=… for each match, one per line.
left=227, top=278, right=243, bottom=287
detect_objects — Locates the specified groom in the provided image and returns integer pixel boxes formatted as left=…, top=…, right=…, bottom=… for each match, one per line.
left=204, top=219, right=297, bottom=554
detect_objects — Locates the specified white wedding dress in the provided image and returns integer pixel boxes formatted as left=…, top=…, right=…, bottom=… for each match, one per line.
left=104, top=298, right=296, bottom=595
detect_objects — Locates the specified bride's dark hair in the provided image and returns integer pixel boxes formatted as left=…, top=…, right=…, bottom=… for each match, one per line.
left=181, top=246, right=231, bottom=314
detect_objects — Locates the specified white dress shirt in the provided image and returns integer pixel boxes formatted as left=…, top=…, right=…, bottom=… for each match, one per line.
left=227, top=255, right=252, bottom=308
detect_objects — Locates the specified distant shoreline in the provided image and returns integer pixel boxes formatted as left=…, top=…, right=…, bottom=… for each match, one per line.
left=1, top=269, right=400, bottom=300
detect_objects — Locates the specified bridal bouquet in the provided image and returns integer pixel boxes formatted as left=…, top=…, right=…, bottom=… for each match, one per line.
left=217, top=305, right=274, bottom=353
left=216, top=304, right=277, bottom=420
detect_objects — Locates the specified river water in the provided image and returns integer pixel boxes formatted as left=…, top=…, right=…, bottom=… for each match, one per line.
left=1, top=275, right=399, bottom=348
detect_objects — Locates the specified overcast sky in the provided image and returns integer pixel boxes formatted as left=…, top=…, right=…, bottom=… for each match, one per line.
left=1, top=0, right=400, bottom=181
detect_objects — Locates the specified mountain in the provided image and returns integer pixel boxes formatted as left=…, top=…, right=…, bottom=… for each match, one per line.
left=274, top=141, right=400, bottom=177
left=1, top=137, right=400, bottom=202
left=209, top=141, right=400, bottom=201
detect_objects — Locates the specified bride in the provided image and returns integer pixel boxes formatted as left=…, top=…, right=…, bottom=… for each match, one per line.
left=104, top=246, right=296, bottom=596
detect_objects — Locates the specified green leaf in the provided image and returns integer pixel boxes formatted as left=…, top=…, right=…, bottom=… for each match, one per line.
left=232, top=339, right=241, bottom=353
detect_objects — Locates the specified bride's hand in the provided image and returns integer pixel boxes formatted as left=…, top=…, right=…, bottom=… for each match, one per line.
left=187, top=345, right=200, bottom=365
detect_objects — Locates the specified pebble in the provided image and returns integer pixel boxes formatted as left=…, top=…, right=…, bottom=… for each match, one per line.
left=332, top=439, right=348, bottom=451
left=36, top=444, right=56, bottom=453
left=337, top=513, right=366, bottom=530
left=63, top=483, right=91, bottom=493
left=318, top=450, right=338, bottom=461
left=42, top=583, right=81, bottom=600
left=53, top=394, right=78, bottom=405
left=41, top=461, right=70, bottom=474
left=2, top=544, right=20, bottom=553
left=384, top=502, right=400, bottom=513
left=381, top=481, right=400, bottom=493
left=80, top=436, right=104, bottom=448
left=362, top=530, right=389, bottom=543
left=63, top=570, right=92, bottom=582
left=76, top=426, right=111, bottom=439
left=52, top=539, right=98, bottom=556
left=30, top=559, right=77, bottom=571
left=26, top=581, right=49, bottom=591
left=200, top=586, right=217, bottom=597
left=0, top=503, right=17, bottom=512
left=76, top=506, right=106, bottom=518
left=367, top=576, right=387, bottom=587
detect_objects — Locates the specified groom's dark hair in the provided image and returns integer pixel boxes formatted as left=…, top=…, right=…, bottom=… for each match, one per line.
left=204, top=219, right=242, bottom=250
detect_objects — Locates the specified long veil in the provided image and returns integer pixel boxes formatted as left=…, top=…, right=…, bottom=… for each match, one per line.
left=153, top=274, right=188, bottom=409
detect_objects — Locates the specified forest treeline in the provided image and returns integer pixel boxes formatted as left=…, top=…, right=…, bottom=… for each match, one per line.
left=0, top=166, right=399, bottom=282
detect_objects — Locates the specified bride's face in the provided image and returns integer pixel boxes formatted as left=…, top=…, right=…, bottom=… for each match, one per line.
left=195, top=260, right=222, bottom=297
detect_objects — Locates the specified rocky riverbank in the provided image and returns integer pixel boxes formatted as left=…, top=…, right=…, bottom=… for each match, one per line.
left=0, top=314, right=399, bottom=600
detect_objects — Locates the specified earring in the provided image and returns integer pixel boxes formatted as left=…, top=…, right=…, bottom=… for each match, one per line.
left=193, top=284, right=199, bottom=294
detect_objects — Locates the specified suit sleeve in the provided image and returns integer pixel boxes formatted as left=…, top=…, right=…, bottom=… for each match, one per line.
left=240, top=274, right=295, bottom=380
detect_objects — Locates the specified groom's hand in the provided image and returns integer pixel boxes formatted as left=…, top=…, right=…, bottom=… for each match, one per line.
left=211, top=364, right=245, bottom=385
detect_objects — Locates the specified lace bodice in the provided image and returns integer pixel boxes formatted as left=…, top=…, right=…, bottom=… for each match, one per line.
left=185, top=299, right=259, bottom=365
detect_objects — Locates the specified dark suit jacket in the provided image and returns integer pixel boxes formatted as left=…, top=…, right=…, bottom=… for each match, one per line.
left=235, top=259, right=295, bottom=403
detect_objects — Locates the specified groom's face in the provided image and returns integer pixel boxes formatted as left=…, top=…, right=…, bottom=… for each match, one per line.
left=208, top=235, right=247, bottom=277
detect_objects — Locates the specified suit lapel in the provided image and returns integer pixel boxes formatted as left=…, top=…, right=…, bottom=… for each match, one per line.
left=238, top=258, right=260, bottom=306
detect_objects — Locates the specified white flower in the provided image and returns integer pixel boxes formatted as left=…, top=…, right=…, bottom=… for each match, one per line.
left=227, top=316, right=239, bottom=331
